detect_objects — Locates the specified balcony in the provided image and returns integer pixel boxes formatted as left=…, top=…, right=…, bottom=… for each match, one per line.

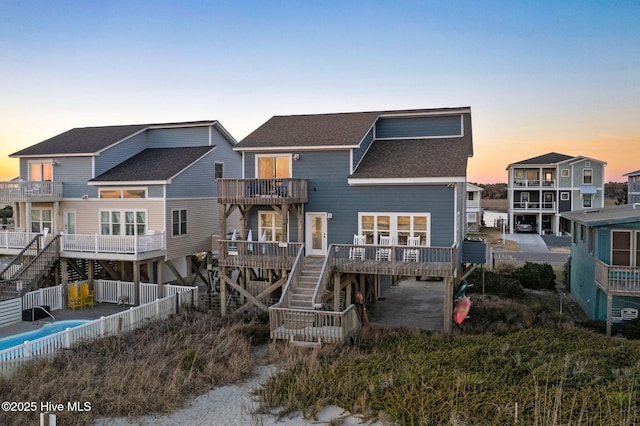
left=60, top=232, right=165, bottom=260
left=512, top=201, right=556, bottom=211
left=513, top=179, right=555, bottom=188
left=217, top=178, right=307, bottom=205
left=595, top=259, right=640, bottom=295
left=0, top=181, right=63, bottom=203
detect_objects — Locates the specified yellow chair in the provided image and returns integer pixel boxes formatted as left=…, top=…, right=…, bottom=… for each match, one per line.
left=68, top=285, right=83, bottom=310
left=80, top=283, right=95, bottom=307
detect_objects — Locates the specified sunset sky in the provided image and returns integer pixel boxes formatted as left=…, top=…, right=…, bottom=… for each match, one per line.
left=0, top=1, right=638, bottom=184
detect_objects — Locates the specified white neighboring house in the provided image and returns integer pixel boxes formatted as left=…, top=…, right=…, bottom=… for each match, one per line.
left=466, top=183, right=483, bottom=233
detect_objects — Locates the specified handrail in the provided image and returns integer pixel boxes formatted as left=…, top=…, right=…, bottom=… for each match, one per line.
left=28, top=306, right=55, bottom=323
left=312, top=245, right=335, bottom=307
left=0, top=233, right=42, bottom=279
left=274, top=244, right=304, bottom=307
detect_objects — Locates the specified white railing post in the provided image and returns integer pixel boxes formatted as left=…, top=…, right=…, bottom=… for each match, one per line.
left=94, top=234, right=99, bottom=253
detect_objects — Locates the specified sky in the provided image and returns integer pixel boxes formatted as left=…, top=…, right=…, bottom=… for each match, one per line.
left=0, top=0, right=638, bottom=184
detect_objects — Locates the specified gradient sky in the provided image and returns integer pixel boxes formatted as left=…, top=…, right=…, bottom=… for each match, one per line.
left=1, top=1, right=638, bottom=183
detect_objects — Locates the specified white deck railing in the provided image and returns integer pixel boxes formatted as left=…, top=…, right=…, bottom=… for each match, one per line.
left=69, top=280, right=197, bottom=306
left=23, top=286, right=63, bottom=311
left=0, top=287, right=199, bottom=371
left=60, top=232, right=165, bottom=255
left=0, top=231, right=41, bottom=251
left=595, top=259, right=640, bottom=294
left=0, top=181, right=63, bottom=203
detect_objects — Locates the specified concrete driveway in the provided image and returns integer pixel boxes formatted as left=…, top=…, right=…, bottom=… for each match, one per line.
left=502, top=233, right=550, bottom=252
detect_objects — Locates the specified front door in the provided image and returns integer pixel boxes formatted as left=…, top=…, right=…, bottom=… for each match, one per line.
left=305, top=212, right=327, bottom=256
left=64, top=210, right=77, bottom=235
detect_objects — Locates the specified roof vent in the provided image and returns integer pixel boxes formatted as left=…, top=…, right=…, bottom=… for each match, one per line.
left=583, top=209, right=600, bottom=214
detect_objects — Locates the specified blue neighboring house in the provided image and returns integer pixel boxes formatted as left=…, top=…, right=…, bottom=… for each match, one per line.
left=561, top=204, right=640, bottom=336
left=216, top=107, right=474, bottom=338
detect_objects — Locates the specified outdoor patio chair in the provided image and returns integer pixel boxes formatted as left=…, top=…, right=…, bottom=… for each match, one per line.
left=80, top=283, right=95, bottom=307
left=403, top=236, right=420, bottom=262
left=622, top=307, right=639, bottom=321
left=376, top=236, right=392, bottom=261
left=349, top=234, right=366, bottom=260
left=68, top=285, right=83, bottom=310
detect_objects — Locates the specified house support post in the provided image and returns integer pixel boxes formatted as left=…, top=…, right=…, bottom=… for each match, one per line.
left=157, top=261, right=164, bottom=299
left=220, top=268, right=227, bottom=317
left=87, top=260, right=94, bottom=291
left=61, top=259, right=68, bottom=308
left=133, top=261, right=140, bottom=306
left=333, top=272, right=341, bottom=312
left=219, top=204, right=227, bottom=241
left=606, top=293, right=613, bottom=338
left=443, top=277, right=453, bottom=335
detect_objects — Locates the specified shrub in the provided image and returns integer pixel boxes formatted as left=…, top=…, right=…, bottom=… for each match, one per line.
left=510, top=262, right=556, bottom=290
left=465, top=269, right=525, bottom=299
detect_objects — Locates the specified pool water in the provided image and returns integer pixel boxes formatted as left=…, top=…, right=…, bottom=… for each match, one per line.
left=0, top=320, right=89, bottom=351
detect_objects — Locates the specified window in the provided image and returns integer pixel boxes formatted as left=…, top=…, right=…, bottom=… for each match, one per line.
left=31, top=208, right=52, bottom=233
left=583, top=194, right=592, bottom=208
left=561, top=192, right=570, bottom=201
left=256, top=155, right=291, bottom=178
left=172, top=209, right=187, bottom=236
left=612, top=231, right=632, bottom=266
left=561, top=169, right=569, bottom=177
left=573, top=222, right=578, bottom=245
left=359, top=213, right=430, bottom=246
left=100, top=210, right=146, bottom=235
left=588, top=227, right=595, bottom=254
left=214, top=162, right=224, bottom=180
left=468, top=192, right=474, bottom=201
left=99, top=188, right=146, bottom=199
left=29, top=162, right=53, bottom=181
left=583, top=169, right=593, bottom=184
left=259, top=211, right=283, bottom=241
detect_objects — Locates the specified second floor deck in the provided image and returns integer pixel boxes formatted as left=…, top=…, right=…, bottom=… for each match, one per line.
left=0, top=181, right=63, bottom=203
left=595, top=259, right=640, bottom=295
left=217, top=178, right=308, bottom=205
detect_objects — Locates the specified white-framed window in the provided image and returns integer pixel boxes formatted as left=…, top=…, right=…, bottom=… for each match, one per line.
left=259, top=211, right=284, bottom=241
left=561, top=169, right=569, bottom=177
left=467, top=192, right=474, bottom=201
left=358, top=213, right=430, bottom=246
left=214, top=162, right=224, bottom=180
left=466, top=212, right=477, bottom=222
left=561, top=192, right=570, bottom=201
left=611, top=230, right=640, bottom=266
left=172, top=209, right=187, bottom=236
left=256, top=154, right=292, bottom=179
left=31, top=208, right=52, bottom=233
left=99, top=188, right=147, bottom=199
left=583, top=169, right=593, bottom=184
left=29, top=161, right=53, bottom=181
left=100, top=210, right=146, bottom=236
left=583, top=194, right=592, bottom=208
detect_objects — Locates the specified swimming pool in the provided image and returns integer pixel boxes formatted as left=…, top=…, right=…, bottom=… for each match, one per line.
left=0, top=320, right=89, bottom=351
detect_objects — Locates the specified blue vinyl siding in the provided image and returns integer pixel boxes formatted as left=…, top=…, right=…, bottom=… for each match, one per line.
left=147, top=126, right=210, bottom=148
left=569, top=225, right=598, bottom=319
left=147, top=185, right=164, bottom=198
left=20, top=156, right=95, bottom=198
left=95, top=132, right=148, bottom=176
left=166, top=150, right=218, bottom=198
left=351, top=127, right=374, bottom=171
left=376, top=115, right=462, bottom=139
left=244, top=150, right=456, bottom=247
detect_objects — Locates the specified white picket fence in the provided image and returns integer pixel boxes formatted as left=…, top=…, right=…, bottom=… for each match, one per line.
left=69, top=280, right=196, bottom=306
left=0, top=287, right=198, bottom=373
left=23, top=286, right=63, bottom=311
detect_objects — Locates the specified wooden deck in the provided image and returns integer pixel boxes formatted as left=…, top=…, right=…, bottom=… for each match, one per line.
left=595, top=259, right=640, bottom=296
left=217, top=178, right=307, bottom=205
left=218, top=240, right=303, bottom=269
left=0, top=181, right=63, bottom=203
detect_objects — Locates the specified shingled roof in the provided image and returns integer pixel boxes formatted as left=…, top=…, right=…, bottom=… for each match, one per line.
left=10, top=120, right=224, bottom=157
left=350, top=138, right=469, bottom=179
left=511, top=152, right=575, bottom=165
left=236, top=107, right=470, bottom=149
left=90, top=146, right=215, bottom=182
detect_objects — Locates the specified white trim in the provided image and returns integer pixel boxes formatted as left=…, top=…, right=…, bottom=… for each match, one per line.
left=561, top=169, right=570, bottom=177
left=170, top=208, right=188, bottom=237
left=98, top=187, right=148, bottom=199
left=583, top=168, right=593, bottom=185
left=89, top=180, right=168, bottom=186
left=352, top=125, right=377, bottom=173
left=98, top=208, right=148, bottom=236
left=214, top=161, right=224, bottom=180
left=95, top=128, right=149, bottom=156
left=377, top=108, right=471, bottom=118
left=241, top=152, right=245, bottom=179
left=348, top=177, right=466, bottom=185
left=349, top=149, right=353, bottom=175
left=258, top=210, right=286, bottom=242
left=358, top=212, right=431, bottom=246
left=234, top=145, right=355, bottom=152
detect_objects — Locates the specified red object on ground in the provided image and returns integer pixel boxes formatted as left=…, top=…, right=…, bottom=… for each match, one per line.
left=453, top=297, right=471, bottom=325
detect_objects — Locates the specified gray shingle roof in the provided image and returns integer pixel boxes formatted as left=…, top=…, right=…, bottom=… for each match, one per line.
left=624, top=170, right=640, bottom=177
left=350, top=138, right=470, bottom=179
left=237, top=107, right=470, bottom=149
left=512, top=152, right=575, bottom=165
left=10, top=121, right=223, bottom=157
left=561, top=204, right=640, bottom=226
left=90, top=147, right=215, bottom=182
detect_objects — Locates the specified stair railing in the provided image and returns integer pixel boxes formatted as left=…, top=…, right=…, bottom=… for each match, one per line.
left=312, top=245, right=335, bottom=309
left=0, top=233, right=42, bottom=279
left=274, top=245, right=304, bottom=308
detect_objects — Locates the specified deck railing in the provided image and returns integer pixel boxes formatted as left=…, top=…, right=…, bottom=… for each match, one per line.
left=69, top=280, right=197, bottom=306
left=217, top=178, right=308, bottom=204
left=512, top=201, right=556, bottom=210
left=275, top=245, right=304, bottom=308
left=0, top=181, right=63, bottom=203
left=0, top=231, right=41, bottom=251
left=595, top=259, right=640, bottom=294
left=60, top=232, right=164, bottom=255
left=513, top=179, right=556, bottom=188
left=269, top=304, right=361, bottom=344
left=218, top=240, right=302, bottom=269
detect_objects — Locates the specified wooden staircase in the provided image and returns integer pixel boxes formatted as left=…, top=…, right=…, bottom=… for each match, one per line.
left=288, top=257, right=324, bottom=309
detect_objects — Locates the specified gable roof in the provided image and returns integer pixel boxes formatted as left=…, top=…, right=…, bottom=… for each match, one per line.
left=10, top=120, right=232, bottom=157
left=89, top=146, right=215, bottom=183
left=510, top=152, right=575, bottom=166
left=560, top=204, right=640, bottom=227
left=350, top=138, right=470, bottom=179
left=236, top=107, right=471, bottom=150
left=624, top=170, right=640, bottom=177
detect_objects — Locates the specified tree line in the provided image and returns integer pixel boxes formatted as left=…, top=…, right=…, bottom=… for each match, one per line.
left=472, top=182, right=628, bottom=203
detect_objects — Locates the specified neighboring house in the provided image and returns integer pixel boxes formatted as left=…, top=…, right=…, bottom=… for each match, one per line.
left=216, top=107, right=474, bottom=338
left=0, top=121, right=240, bottom=298
left=624, top=170, right=640, bottom=204
left=466, top=183, right=483, bottom=233
left=561, top=204, right=640, bottom=336
left=506, top=152, right=606, bottom=235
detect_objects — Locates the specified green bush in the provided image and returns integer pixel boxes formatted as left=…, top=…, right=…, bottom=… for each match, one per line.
left=510, top=262, right=556, bottom=290
left=465, top=269, right=525, bottom=299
